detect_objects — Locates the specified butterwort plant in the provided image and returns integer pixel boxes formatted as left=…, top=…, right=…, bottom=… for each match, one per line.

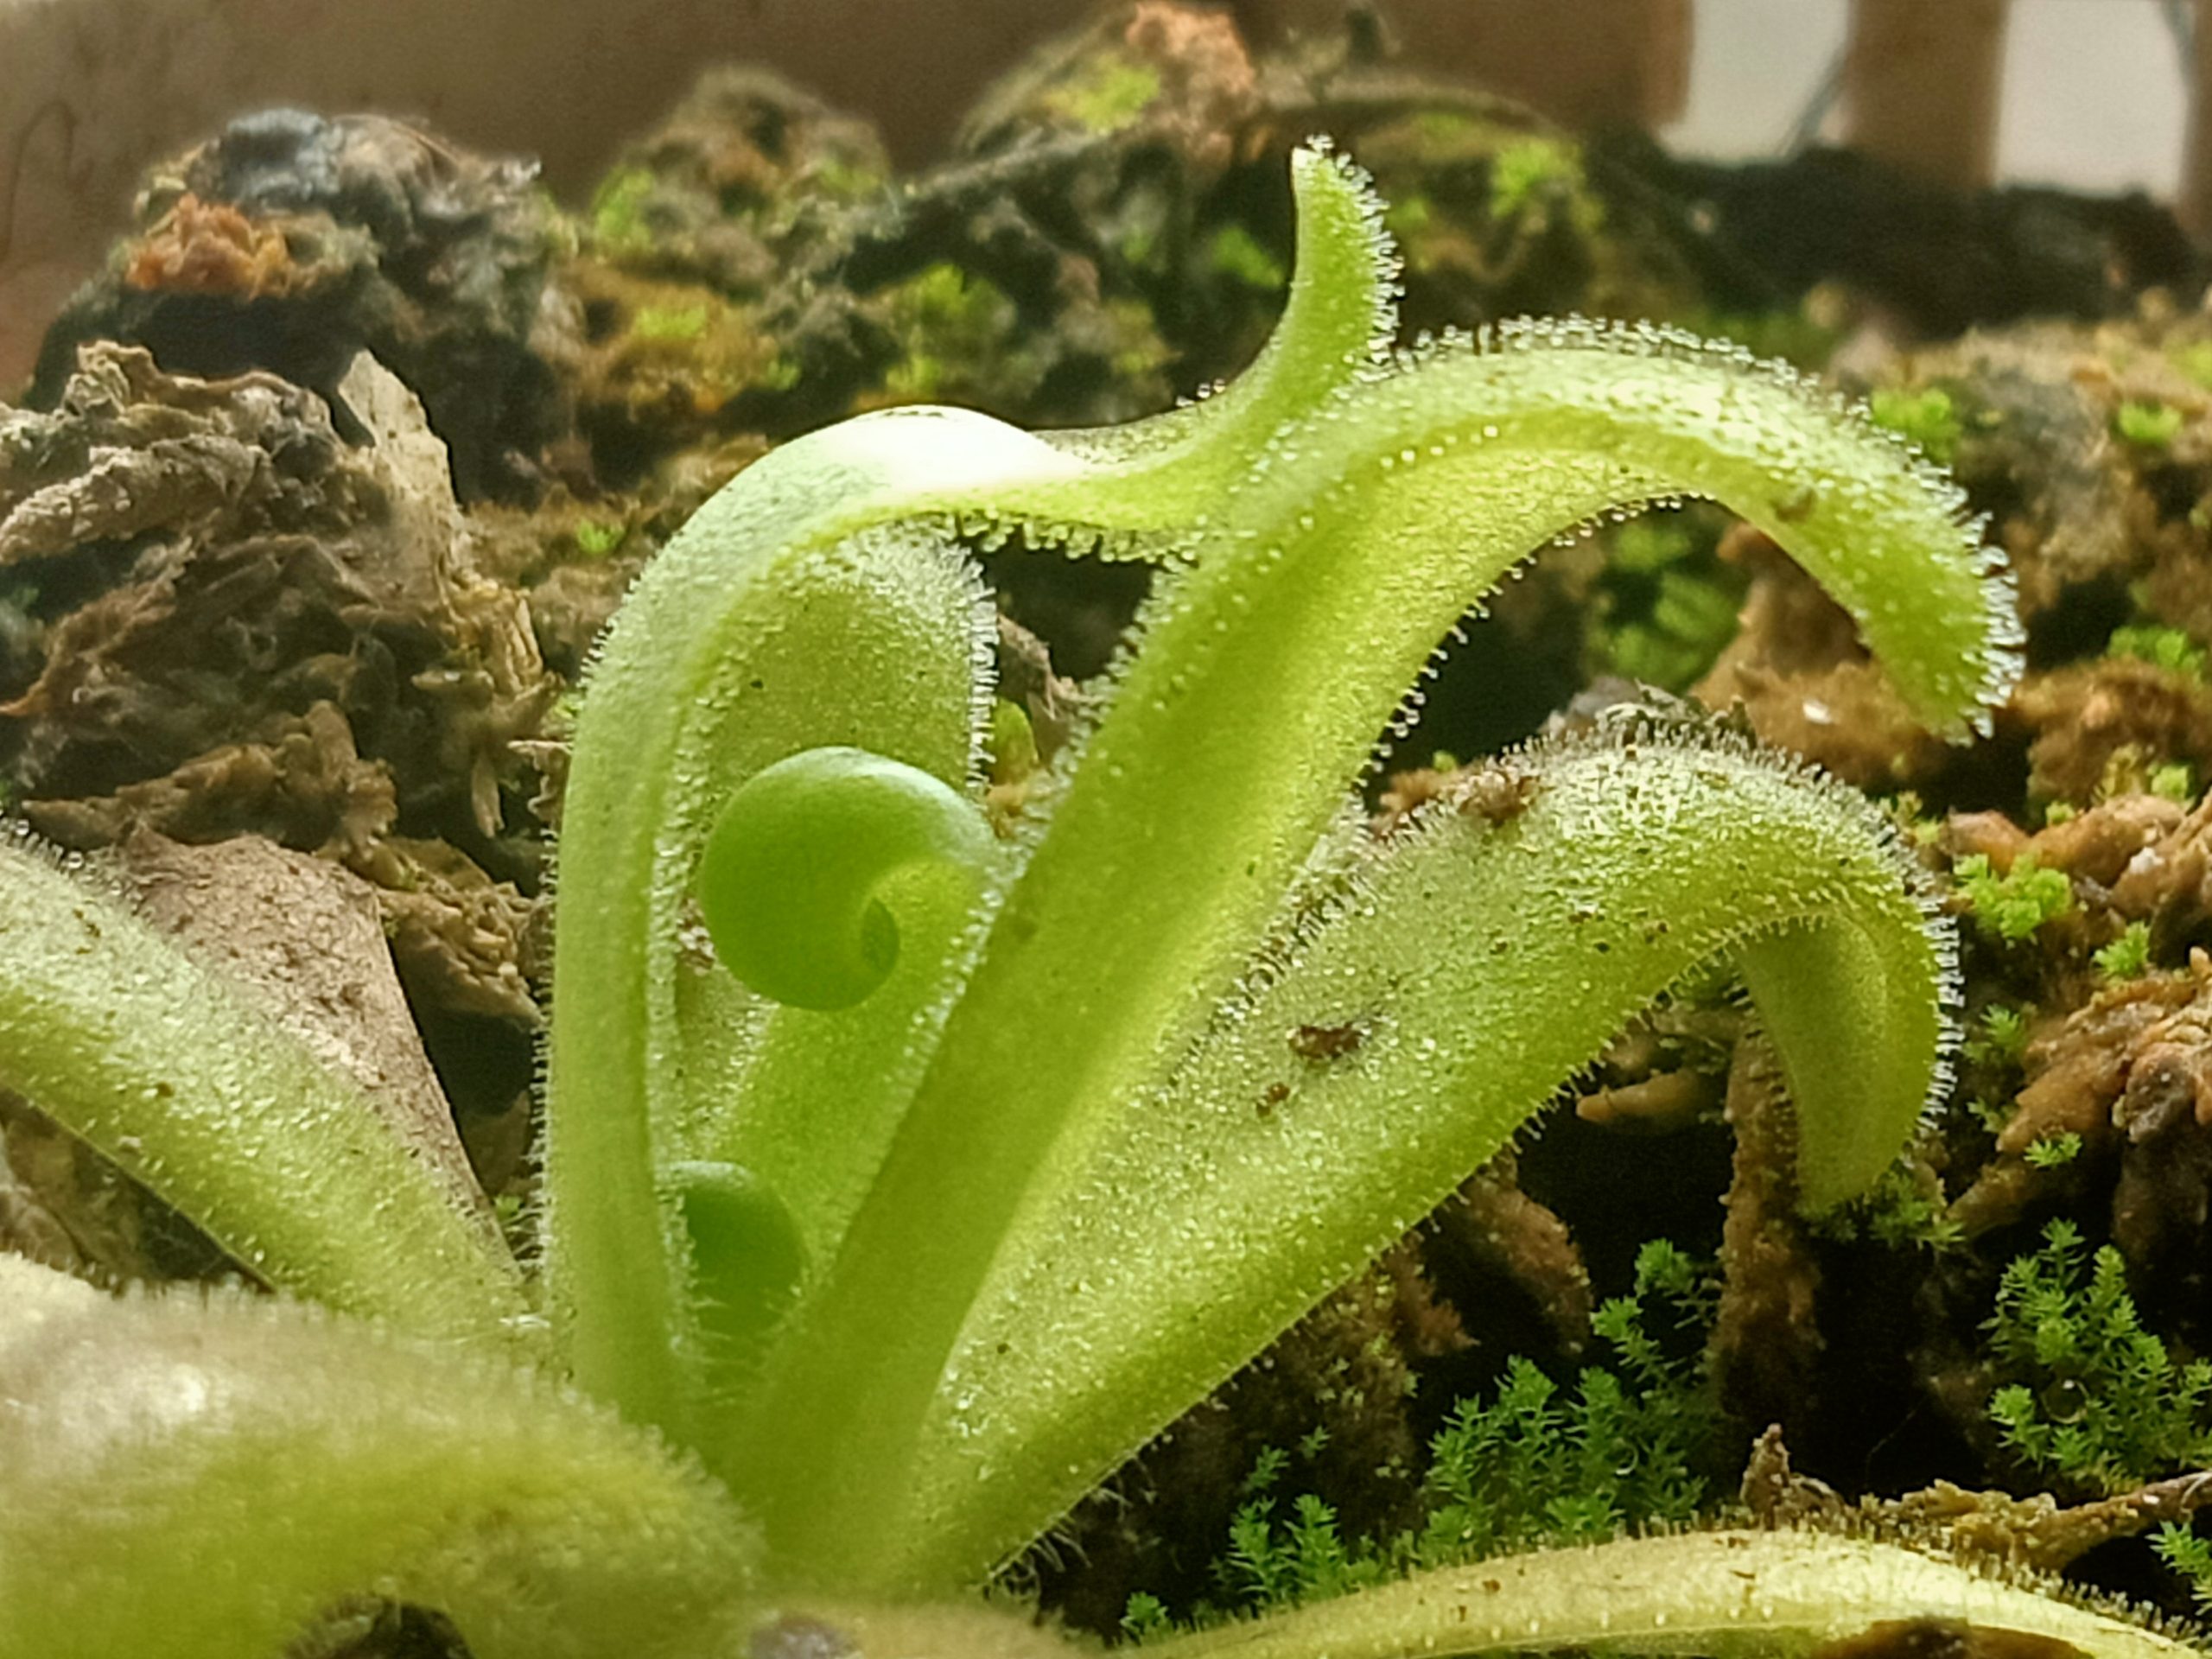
left=5, top=146, right=2173, bottom=1659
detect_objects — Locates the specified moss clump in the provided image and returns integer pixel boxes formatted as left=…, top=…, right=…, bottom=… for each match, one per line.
left=1131, top=1243, right=1723, bottom=1635
left=2115, top=399, right=2185, bottom=450
left=1986, top=1220, right=2212, bottom=1493
left=1869, top=385, right=1964, bottom=466
left=1042, top=54, right=1161, bottom=131
left=2108, top=625, right=2207, bottom=679
left=1953, top=853, right=2074, bottom=943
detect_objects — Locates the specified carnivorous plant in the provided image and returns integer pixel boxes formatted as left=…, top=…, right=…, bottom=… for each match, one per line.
left=8, top=144, right=2192, bottom=1659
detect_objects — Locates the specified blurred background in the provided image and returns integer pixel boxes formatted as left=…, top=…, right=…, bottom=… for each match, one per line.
left=1, top=0, right=2202, bottom=386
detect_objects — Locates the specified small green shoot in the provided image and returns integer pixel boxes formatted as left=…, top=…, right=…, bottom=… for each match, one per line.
left=2153, top=1523, right=2212, bottom=1616
left=575, top=519, right=626, bottom=558
left=1487, top=138, right=1599, bottom=233
left=2096, top=921, right=2155, bottom=981
left=1985, top=1220, right=2212, bottom=1494
left=631, top=303, right=710, bottom=343
left=2023, top=1132, right=2084, bottom=1170
left=1817, top=1160, right=1963, bottom=1253
left=2116, top=401, right=2186, bottom=450
left=1966, top=1003, right=2032, bottom=1067
left=1870, top=385, right=1964, bottom=466
left=1207, top=225, right=1288, bottom=292
left=2109, top=626, right=2207, bottom=679
left=1955, top=853, right=2074, bottom=943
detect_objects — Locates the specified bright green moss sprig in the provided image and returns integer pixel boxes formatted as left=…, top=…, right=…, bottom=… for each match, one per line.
left=1955, top=853, right=2075, bottom=943
left=2155, top=1525, right=2212, bottom=1617
left=2024, top=1131, right=2085, bottom=1169
left=1166, top=1241, right=1724, bottom=1635
left=0, top=144, right=2110, bottom=1659
left=1870, top=385, right=1965, bottom=466
left=2111, top=625, right=2208, bottom=679
left=1967, top=1002, right=2033, bottom=1066
left=2117, top=400, right=2186, bottom=450
left=2098, top=921, right=2156, bottom=981
left=1986, top=1220, right=2212, bottom=1494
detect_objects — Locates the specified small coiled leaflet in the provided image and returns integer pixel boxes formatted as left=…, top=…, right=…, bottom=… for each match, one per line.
left=695, top=746, right=994, bottom=1012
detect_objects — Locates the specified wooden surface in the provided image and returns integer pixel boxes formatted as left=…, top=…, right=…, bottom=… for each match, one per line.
left=1842, top=0, right=2012, bottom=190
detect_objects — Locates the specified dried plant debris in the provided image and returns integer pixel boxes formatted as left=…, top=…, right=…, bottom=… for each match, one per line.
left=0, top=1093, right=172, bottom=1284
left=0, top=344, right=549, bottom=1109
left=347, top=834, right=541, bottom=1029
left=31, top=111, right=569, bottom=502
left=0, top=346, right=554, bottom=852
left=1695, top=527, right=1957, bottom=790
left=1713, top=1039, right=1827, bottom=1437
left=1741, top=1427, right=2212, bottom=1577
left=1427, top=1155, right=1593, bottom=1357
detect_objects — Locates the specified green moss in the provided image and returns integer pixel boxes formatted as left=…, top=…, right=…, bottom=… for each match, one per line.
left=1121, top=1593, right=1175, bottom=1643
left=2094, top=921, right=2154, bottom=982
left=588, top=167, right=658, bottom=256
left=2116, top=400, right=2185, bottom=449
left=2172, top=343, right=2212, bottom=391
left=1965, top=1003, right=2031, bottom=1067
left=1142, top=1243, right=1723, bottom=1632
left=1986, top=1220, right=2212, bottom=1492
left=2023, top=1132, right=2084, bottom=1169
left=1869, top=386, right=1964, bottom=467
left=1410, top=110, right=1486, bottom=148
left=1207, top=225, right=1289, bottom=293
left=1044, top=54, right=1161, bottom=132
left=2152, top=762, right=2196, bottom=804
left=2153, top=1523, right=2212, bottom=1614
left=1821, top=1161, right=1964, bottom=1253
left=574, top=520, right=626, bottom=559
left=631, top=303, right=710, bottom=343
left=1104, top=297, right=1174, bottom=383
left=1953, top=853, right=2074, bottom=943
left=808, top=156, right=886, bottom=202
left=1680, top=306, right=1845, bottom=373
left=2109, top=623, right=2206, bottom=677
left=1384, top=190, right=1434, bottom=240
left=874, top=263, right=1016, bottom=404
left=1584, top=515, right=1745, bottom=693
left=1488, top=137, right=1592, bottom=226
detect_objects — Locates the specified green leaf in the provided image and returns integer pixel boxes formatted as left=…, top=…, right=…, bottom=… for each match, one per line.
left=847, top=721, right=1949, bottom=1585
left=0, top=1255, right=752, bottom=1659
left=0, top=830, right=524, bottom=1345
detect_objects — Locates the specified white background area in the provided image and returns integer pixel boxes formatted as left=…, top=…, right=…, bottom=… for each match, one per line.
left=1669, top=0, right=2189, bottom=195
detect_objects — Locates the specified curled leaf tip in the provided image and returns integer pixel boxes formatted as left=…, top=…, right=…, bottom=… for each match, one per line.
left=696, top=746, right=993, bottom=1011
left=671, top=1160, right=807, bottom=1380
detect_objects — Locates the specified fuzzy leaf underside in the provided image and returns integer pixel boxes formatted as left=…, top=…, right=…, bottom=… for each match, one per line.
left=836, top=724, right=1953, bottom=1586
left=1147, top=1529, right=2203, bottom=1659
left=0, top=830, right=524, bottom=1344
left=0, top=1255, right=753, bottom=1659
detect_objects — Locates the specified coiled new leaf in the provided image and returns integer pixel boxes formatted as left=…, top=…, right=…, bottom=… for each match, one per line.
left=696, top=746, right=994, bottom=1011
